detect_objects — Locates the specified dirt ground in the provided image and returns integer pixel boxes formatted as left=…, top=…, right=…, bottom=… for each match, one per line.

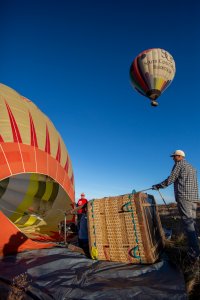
left=158, top=203, right=200, bottom=299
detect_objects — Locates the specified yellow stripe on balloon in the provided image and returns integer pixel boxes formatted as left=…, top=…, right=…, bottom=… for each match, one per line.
left=23, top=215, right=38, bottom=226
left=14, top=215, right=23, bottom=224
left=155, top=78, right=165, bottom=90
left=10, top=174, right=39, bottom=222
left=41, top=181, right=54, bottom=201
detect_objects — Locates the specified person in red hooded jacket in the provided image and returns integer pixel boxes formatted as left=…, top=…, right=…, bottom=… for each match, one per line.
left=76, top=193, right=88, bottom=227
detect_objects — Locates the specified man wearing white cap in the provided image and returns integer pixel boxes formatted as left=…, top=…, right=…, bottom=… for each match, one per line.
left=152, top=150, right=200, bottom=261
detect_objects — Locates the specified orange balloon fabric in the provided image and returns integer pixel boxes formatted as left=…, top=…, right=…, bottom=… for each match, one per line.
left=0, top=84, right=75, bottom=241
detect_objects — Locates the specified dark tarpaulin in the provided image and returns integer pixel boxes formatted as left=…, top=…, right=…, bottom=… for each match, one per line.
left=0, top=247, right=187, bottom=299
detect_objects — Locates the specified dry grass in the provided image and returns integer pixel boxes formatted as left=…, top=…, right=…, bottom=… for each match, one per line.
left=164, top=238, right=200, bottom=297
left=7, top=273, right=31, bottom=300
left=158, top=203, right=200, bottom=299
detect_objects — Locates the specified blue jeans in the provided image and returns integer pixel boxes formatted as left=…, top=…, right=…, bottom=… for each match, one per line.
left=177, top=199, right=199, bottom=257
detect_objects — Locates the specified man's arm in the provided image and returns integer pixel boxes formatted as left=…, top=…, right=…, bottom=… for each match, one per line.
left=69, top=203, right=87, bottom=215
left=152, top=163, right=181, bottom=189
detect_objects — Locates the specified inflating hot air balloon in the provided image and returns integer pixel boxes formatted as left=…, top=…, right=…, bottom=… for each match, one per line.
left=0, top=84, right=75, bottom=252
left=130, top=48, right=176, bottom=106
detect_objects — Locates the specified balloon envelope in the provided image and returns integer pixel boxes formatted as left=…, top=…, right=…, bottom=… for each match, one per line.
left=0, top=84, right=75, bottom=241
left=130, top=48, right=176, bottom=106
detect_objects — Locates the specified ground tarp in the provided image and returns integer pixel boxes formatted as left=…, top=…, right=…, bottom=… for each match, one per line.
left=0, top=247, right=187, bottom=299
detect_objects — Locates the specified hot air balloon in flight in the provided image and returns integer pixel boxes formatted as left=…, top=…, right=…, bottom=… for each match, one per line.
left=0, top=84, right=75, bottom=253
left=130, top=48, right=176, bottom=106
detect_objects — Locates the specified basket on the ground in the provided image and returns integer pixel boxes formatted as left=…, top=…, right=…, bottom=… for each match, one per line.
left=87, top=192, right=164, bottom=264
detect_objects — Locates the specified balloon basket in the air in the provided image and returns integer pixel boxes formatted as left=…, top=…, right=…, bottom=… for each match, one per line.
left=151, top=101, right=158, bottom=107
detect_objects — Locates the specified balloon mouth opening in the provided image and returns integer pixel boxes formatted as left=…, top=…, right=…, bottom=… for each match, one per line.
left=146, top=90, right=161, bottom=106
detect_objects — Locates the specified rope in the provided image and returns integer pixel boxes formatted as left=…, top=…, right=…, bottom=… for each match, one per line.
left=0, top=203, right=43, bottom=220
left=90, top=199, right=96, bottom=247
left=128, top=192, right=141, bottom=262
left=0, top=203, right=27, bottom=216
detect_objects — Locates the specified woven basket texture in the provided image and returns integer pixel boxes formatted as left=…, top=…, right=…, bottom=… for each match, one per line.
left=87, top=192, right=164, bottom=264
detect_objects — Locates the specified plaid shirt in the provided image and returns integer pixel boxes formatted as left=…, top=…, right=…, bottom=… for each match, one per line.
left=159, top=159, right=199, bottom=201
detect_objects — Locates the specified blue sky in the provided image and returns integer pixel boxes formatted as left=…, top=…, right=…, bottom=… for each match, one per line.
left=0, top=0, right=199, bottom=203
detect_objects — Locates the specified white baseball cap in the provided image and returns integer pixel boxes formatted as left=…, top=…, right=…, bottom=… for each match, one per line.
left=170, top=150, right=185, bottom=157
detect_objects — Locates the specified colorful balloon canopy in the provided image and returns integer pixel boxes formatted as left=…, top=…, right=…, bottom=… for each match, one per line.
left=130, top=48, right=176, bottom=106
left=0, top=84, right=75, bottom=241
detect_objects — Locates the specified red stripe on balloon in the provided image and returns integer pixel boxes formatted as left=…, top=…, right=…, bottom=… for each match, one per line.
left=64, top=156, right=69, bottom=172
left=71, top=173, right=74, bottom=185
left=56, top=139, right=61, bottom=163
left=5, top=101, right=22, bottom=143
left=131, top=58, right=149, bottom=93
left=45, top=125, right=51, bottom=154
left=29, top=112, right=38, bottom=147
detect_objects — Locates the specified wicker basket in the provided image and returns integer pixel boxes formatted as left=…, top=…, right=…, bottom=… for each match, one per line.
left=87, top=192, right=164, bottom=264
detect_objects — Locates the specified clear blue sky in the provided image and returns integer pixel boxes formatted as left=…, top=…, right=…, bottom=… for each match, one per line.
left=0, top=0, right=199, bottom=203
